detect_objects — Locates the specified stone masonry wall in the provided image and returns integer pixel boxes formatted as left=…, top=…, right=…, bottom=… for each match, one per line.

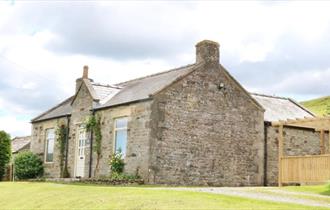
left=31, top=117, right=67, bottom=178
left=266, top=126, right=328, bottom=186
left=93, top=100, right=152, bottom=181
left=150, top=64, right=265, bottom=186
left=68, top=81, right=94, bottom=178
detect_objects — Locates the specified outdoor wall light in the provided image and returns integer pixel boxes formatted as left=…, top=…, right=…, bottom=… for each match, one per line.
left=218, top=82, right=225, bottom=91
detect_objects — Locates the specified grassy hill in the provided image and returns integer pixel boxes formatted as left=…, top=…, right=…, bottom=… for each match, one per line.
left=301, top=96, right=330, bottom=116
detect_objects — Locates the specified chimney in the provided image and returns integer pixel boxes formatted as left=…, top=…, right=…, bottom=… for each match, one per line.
left=195, top=40, right=220, bottom=64
left=83, top=65, right=88, bottom=79
left=76, top=65, right=90, bottom=93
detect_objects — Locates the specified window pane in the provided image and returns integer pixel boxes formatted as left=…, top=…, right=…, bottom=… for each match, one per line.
left=115, top=118, right=128, bottom=129
left=115, top=130, right=127, bottom=156
left=46, top=129, right=55, bottom=162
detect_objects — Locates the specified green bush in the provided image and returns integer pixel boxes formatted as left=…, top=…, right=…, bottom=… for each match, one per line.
left=14, top=152, right=43, bottom=180
left=0, top=131, right=11, bottom=181
left=109, top=172, right=140, bottom=180
left=109, top=150, right=124, bottom=174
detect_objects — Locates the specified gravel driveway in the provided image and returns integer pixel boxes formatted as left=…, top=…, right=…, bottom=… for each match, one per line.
left=153, top=187, right=330, bottom=208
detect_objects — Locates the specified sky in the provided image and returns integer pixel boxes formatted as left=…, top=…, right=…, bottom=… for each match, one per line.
left=1, top=1, right=330, bottom=137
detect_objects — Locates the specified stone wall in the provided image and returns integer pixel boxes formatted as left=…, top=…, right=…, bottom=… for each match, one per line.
left=68, top=81, right=94, bottom=178
left=150, top=63, right=265, bottom=186
left=265, top=126, right=328, bottom=186
left=31, top=117, right=67, bottom=178
left=93, top=100, right=152, bottom=181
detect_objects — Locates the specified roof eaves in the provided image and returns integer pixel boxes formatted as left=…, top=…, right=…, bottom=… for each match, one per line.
left=31, top=113, right=71, bottom=123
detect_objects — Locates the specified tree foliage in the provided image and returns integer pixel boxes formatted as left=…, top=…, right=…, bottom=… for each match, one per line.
left=0, top=131, right=11, bottom=181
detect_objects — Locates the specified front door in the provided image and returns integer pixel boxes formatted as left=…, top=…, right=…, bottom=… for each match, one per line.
left=75, top=126, right=86, bottom=178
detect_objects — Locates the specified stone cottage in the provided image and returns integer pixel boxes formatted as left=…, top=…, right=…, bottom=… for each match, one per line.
left=31, top=40, right=319, bottom=186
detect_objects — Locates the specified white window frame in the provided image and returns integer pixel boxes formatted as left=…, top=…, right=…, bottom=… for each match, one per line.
left=45, top=128, right=55, bottom=163
left=113, top=117, right=128, bottom=157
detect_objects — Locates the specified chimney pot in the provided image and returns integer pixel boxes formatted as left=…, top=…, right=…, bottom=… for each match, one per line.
left=195, top=40, right=220, bottom=64
left=83, top=65, right=89, bottom=79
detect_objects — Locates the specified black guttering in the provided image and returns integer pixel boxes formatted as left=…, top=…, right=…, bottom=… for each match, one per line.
left=263, top=121, right=271, bottom=186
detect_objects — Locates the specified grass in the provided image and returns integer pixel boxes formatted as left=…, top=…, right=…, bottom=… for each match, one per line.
left=301, top=96, right=330, bottom=116
left=0, top=182, right=329, bottom=210
left=285, top=184, right=330, bottom=196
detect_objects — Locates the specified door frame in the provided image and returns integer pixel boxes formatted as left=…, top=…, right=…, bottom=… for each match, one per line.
left=74, top=124, right=86, bottom=178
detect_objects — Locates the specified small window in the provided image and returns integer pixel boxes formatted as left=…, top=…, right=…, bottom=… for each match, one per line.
left=45, top=128, right=55, bottom=162
left=114, top=117, right=128, bottom=157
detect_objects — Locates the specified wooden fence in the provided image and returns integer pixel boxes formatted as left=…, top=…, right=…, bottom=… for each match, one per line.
left=280, top=154, right=330, bottom=184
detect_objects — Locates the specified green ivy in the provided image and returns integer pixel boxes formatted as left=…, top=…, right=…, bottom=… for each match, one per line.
left=56, top=124, right=70, bottom=178
left=86, top=114, right=102, bottom=176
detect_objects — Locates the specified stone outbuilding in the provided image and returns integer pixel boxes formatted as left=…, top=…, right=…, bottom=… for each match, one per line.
left=30, top=40, right=318, bottom=186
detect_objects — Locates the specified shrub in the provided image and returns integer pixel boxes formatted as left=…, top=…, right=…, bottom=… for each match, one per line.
left=14, top=151, right=43, bottom=180
left=110, top=172, right=140, bottom=180
left=109, top=150, right=124, bottom=174
left=0, top=131, right=11, bottom=181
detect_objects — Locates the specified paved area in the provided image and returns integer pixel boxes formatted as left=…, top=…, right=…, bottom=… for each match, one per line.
left=153, top=187, right=330, bottom=208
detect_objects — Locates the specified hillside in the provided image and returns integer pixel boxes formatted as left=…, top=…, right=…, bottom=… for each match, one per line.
left=301, top=96, right=330, bottom=116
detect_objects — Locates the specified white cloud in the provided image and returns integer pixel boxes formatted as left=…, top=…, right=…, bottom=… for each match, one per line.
left=0, top=115, right=30, bottom=137
left=1, top=1, right=330, bottom=136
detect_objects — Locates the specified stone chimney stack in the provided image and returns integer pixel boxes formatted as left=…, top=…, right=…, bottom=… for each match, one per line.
left=195, top=40, right=220, bottom=64
left=76, top=65, right=90, bottom=93
left=82, top=65, right=88, bottom=79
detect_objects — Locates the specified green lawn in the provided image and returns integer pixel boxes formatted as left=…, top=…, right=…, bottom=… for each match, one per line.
left=0, top=182, right=328, bottom=210
left=285, top=184, right=330, bottom=196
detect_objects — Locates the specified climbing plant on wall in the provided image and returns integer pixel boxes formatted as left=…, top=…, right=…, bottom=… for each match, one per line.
left=56, top=124, right=70, bottom=178
left=86, top=114, right=102, bottom=176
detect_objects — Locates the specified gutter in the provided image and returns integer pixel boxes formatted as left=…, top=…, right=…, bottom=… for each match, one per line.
left=263, top=121, right=270, bottom=186
left=88, top=110, right=95, bottom=178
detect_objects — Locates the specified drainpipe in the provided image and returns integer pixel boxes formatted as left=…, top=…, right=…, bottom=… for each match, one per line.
left=64, top=115, right=70, bottom=177
left=263, top=121, right=269, bottom=186
left=88, top=110, right=95, bottom=178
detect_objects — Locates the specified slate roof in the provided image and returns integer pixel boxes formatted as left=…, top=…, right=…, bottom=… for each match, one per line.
left=12, top=136, right=31, bottom=153
left=32, top=64, right=314, bottom=123
left=251, top=93, right=315, bottom=122
left=95, top=64, right=196, bottom=109
left=31, top=96, right=73, bottom=122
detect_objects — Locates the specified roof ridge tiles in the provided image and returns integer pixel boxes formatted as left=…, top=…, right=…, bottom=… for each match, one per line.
left=115, top=63, right=195, bottom=86
left=250, top=92, right=290, bottom=100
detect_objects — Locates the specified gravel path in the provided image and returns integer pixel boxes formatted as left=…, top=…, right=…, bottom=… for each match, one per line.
left=152, top=187, right=330, bottom=208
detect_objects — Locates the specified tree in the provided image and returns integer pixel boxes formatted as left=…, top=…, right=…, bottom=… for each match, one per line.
left=0, top=131, right=11, bottom=181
